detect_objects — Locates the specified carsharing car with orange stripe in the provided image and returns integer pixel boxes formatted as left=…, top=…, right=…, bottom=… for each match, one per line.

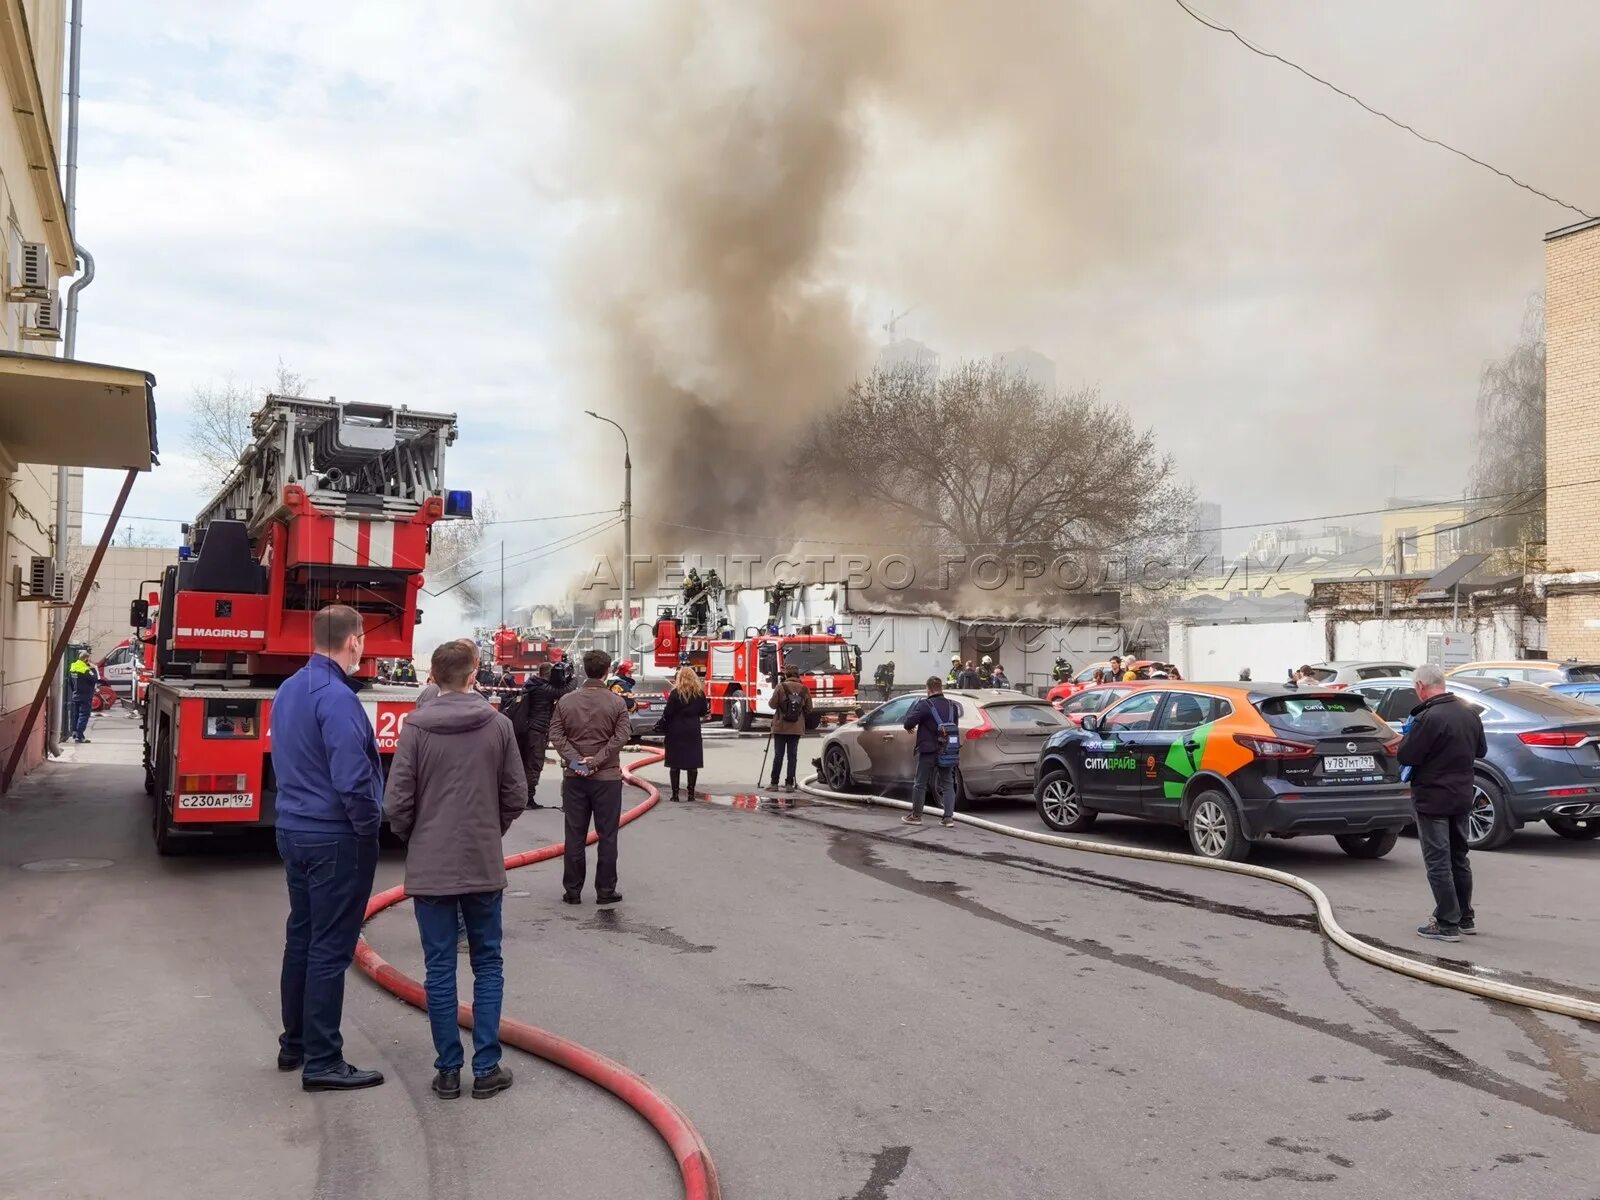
left=1033, top=682, right=1412, bottom=861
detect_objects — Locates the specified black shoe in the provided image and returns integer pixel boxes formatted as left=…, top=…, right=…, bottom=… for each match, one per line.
left=670, top=790, right=681, bottom=802
left=302, top=1062, right=385, bottom=1092
left=1416, top=920, right=1461, bottom=943
left=277, top=1050, right=302, bottom=1072
left=596, top=891, right=622, bottom=905
left=1459, top=921, right=1478, bottom=935
left=687, top=790, right=697, bottom=803
left=432, top=1068, right=462, bottom=1099
left=561, top=892, right=581, bottom=905
left=472, top=1065, right=514, bottom=1099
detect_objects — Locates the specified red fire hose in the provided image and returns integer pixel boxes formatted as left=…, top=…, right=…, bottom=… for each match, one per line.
left=354, top=748, right=721, bottom=1200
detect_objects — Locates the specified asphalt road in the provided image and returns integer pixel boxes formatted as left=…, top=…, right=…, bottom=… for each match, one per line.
left=2, top=712, right=1597, bottom=1199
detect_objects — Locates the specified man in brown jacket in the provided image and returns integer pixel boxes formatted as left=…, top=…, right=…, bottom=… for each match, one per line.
left=549, top=649, right=632, bottom=905
left=767, top=664, right=812, bottom=792
left=384, top=640, right=527, bottom=1101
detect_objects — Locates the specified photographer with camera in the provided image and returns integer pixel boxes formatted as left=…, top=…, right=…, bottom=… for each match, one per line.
left=504, top=659, right=574, bottom=809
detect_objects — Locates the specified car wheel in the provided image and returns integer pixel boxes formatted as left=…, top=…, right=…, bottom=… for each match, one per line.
left=1546, top=815, right=1600, bottom=840
left=1335, top=829, right=1400, bottom=859
left=1466, top=776, right=1514, bottom=850
left=1187, top=789, right=1250, bottom=861
left=1035, top=767, right=1096, bottom=832
left=821, top=743, right=854, bottom=791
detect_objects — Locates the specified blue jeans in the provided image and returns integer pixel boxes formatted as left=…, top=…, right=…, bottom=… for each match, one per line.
left=413, top=892, right=504, bottom=1076
left=277, top=829, right=379, bottom=1076
left=69, top=695, right=91, bottom=739
left=910, top=753, right=956, bottom=820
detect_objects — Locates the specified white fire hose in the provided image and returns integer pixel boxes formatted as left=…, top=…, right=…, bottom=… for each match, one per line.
left=798, top=776, right=1600, bottom=1026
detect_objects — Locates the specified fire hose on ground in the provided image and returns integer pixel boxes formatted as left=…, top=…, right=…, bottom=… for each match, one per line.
left=355, top=747, right=722, bottom=1200
left=798, top=776, right=1600, bottom=1027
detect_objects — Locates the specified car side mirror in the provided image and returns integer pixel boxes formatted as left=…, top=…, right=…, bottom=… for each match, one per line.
left=1081, top=714, right=1101, bottom=732
left=129, top=599, right=150, bottom=628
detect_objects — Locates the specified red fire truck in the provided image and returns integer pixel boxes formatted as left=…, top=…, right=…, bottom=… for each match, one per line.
left=140, top=395, right=462, bottom=853
left=478, top=624, right=565, bottom=684
left=653, top=615, right=861, bottom=731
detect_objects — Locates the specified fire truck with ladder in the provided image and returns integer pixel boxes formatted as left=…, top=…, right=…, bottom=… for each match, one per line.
left=140, top=395, right=463, bottom=853
left=476, top=624, right=566, bottom=685
left=652, top=610, right=861, bottom=731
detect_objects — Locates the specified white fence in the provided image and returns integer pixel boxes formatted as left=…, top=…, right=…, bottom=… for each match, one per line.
left=1170, top=607, right=1545, bottom=682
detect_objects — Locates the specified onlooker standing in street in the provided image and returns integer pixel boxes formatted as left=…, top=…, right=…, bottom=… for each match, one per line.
left=767, top=664, right=811, bottom=792
left=549, top=650, right=632, bottom=905
left=270, top=604, right=385, bottom=1092
left=900, top=677, right=964, bottom=828
left=1399, top=664, right=1486, bottom=942
left=506, top=661, right=571, bottom=809
left=955, top=660, right=980, bottom=689
left=384, top=639, right=526, bottom=1100
left=660, top=666, right=710, bottom=801
left=68, top=648, right=99, bottom=743
left=991, top=663, right=1010, bottom=689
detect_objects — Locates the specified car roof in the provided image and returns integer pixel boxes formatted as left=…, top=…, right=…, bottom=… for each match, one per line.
left=943, top=688, right=1050, bottom=703
left=1312, top=660, right=1410, bottom=668
left=1450, top=660, right=1559, bottom=671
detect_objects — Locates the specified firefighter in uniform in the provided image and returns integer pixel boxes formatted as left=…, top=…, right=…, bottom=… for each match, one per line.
left=946, top=654, right=962, bottom=685
left=1052, top=657, right=1071, bottom=684
left=683, top=568, right=709, bottom=634
left=978, top=655, right=995, bottom=687
left=703, top=568, right=724, bottom=630
left=764, top=582, right=794, bottom=632
left=609, top=659, right=637, bottom=711
left=874, top=660, right=895, bottom=702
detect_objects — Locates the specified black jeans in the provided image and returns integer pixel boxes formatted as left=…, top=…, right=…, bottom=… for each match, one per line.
left=277, top=829, right=379, bottom=1076
left=770, top=734, right=800, bottom=786
left=1415, top=810, right=1474, bottom=930
left=562, top=776, right=623, bottom=895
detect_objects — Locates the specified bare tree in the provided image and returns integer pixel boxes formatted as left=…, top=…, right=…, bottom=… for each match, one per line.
left=809, top=360, right=1194, bottom=569
left=186, top=361, right=312, bottom=493
left=1469, top=297, right=1545, bottom=568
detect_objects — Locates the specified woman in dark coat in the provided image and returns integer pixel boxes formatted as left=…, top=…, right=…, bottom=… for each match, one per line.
left=661, top=666, right=710, bottom=801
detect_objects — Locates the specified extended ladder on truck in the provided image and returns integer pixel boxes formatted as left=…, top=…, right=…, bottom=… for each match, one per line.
left=141, top=395, right=464, bottom=853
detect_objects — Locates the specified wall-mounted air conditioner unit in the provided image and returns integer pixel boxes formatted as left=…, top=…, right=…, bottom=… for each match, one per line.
left=23, top=289, right=61, bottom=339
left=23, top=556, right=67, bottom=602
left=7, top=240, right=50, bottom=302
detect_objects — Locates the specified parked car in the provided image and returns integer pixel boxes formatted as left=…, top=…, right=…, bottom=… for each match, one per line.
left=98, top=639, right=140, bottom=698
left=1299, top=660, right=1414, bottom=689
left=1550, top=681, right=1600, bottom=708
left=1054, top=684, right=1137, bottom=721
left=1046, top=661, right=1156, bottom=705
left=817, top=688, right=1067, bottom=804
left=1348, top=676, right=1600, bottom=847
left=627, top=675, right=676, bottom=740
left=1447, top=659, right=1600, bottom=688
left=1033, top=683, right=1411, bottom=861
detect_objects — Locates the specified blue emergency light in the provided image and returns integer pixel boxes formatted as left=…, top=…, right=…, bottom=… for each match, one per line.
left=444, top=489, right=474, bottom=519
left=178, top=545, right=193, bottom=560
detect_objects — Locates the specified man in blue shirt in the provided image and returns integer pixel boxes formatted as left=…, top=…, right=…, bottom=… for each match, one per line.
left=271, top=604, right=386, bottom=1092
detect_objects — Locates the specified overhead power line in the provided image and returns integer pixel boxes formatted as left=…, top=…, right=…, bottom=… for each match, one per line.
left=1170, top=0, right=1594, bottom=220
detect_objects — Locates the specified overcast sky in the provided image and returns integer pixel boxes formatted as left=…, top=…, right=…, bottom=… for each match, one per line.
left=73, top=1, right=1599, bottom=576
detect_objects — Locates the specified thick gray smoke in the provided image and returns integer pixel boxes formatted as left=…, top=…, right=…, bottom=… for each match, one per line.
left=548, top=0, right=1201, bottom=548
left=536, top=0, right=1600, bottom=569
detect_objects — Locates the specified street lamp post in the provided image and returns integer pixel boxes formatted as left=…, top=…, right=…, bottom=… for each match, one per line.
left=586, top=411, right=631, bottom=667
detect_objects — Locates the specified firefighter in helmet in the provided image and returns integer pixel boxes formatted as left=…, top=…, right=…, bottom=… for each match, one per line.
left=946, top=653, right=962, bottom=685
left=608, top=658, right=637, bottom=712
left=873, top=659, right=896, bottom=702
left=1051, top=657, right=1071, bottom=684
left=978, top=655, right=995, bottom=687
left=683, top=568, right=709, bottom=634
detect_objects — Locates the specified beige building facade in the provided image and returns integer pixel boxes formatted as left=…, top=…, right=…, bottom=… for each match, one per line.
left=1543, top=218, right=1600, bottom=660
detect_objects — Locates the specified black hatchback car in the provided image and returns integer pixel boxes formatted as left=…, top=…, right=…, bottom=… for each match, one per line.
left=1349, top=677, right=1600, bottom=848
left=1033, top=683, right=1412, bottom=861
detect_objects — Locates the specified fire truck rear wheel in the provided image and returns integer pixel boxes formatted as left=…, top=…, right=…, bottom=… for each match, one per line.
left=727, top=693, right=753, bottom=732
left=151, top=730, right=178, bottom=856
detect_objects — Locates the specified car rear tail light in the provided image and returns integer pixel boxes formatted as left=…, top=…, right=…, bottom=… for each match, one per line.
left=180, top=773, right=248, bottom=792
left=1324, top=682, right=1348, bottom=690
left=966, top=709, right=998, bottom=741
left=1517, top=730, right=1589, bottom=747
left=1547, top=787, right=1591, bottom=797
left=1383, top=735, right=1402, bottom=757
left=1233, top=733, right=1317, bottom=759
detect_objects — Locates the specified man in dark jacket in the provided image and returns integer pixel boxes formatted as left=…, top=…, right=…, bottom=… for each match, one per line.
left=1398, top=664, right=1487, bottom=943
left=508, top=662, right=572, bottom=812
left=270, top=605, right=386, bottom=1092
left=955, top=660, right=980, bottom=690
left=900, top=677, right=964, bottom=827
left=550, top=650, right=632, bottom=905
left=384, top=639, right=526, bottom=1100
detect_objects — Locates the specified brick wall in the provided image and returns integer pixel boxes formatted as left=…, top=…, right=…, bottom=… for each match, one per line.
left=1545, top=220, right=1600, bottom=573
left=1543, top=219, right=1600, bottom=660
